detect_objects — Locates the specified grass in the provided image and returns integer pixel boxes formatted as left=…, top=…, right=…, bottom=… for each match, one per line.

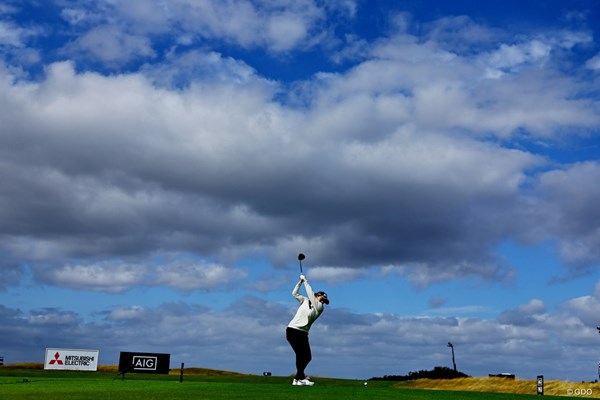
left=409, top=377, right=600, bottom=398
left=0, top=364, right=581, bottom=400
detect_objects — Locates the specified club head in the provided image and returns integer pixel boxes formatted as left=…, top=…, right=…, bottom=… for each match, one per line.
left=298, top=253, right=305, bottom=261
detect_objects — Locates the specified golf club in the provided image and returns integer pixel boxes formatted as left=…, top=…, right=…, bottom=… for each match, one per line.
left=297, top=253, right=305, bottom=274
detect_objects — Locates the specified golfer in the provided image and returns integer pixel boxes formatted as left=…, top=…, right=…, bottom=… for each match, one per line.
left=286, top=274, right=329, bottom=386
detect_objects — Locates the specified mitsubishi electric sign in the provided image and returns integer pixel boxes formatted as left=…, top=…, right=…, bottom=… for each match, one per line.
left=44, top=348, right=99, bottom=371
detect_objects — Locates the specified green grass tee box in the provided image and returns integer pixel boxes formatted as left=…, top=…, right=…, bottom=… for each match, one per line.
left=0, top=368, right=566, bottom=400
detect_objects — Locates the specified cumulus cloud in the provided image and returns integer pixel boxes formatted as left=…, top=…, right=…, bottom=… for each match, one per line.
left=29, top=308, right=79, bottom=326
left=1, top=291, right=599, bottom=379
left=487, top=40, right=552, bottom=72
left=0, top=20, right=29, bottom=47
left=527, top=162, right=600, bottom=270
left=1, top=15, right=599, bottom=289
left=154, top=261, right=248, bottom=291
left=108, top=305, right=150, bottom=321
left=35, top=262, right=147, bottom=293
left=308, top=266, right=371, bottom=283
left=587, top=53, right=600, bottom=70
left=52, top=0, right=358, bottom=66
left=64, top=24, right=156, bottom=65
left=29, top=258, right=248, bottom=293
left=0, top=14, right=41, bottom=66
left=424, top=15, right=500, bottom=52
left=497, top=299, right=546, bottom=326
left=140, top=49, right=275, bottom=89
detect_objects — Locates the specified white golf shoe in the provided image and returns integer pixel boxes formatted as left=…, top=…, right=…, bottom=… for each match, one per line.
left=293, top=378, right=315, bottom=386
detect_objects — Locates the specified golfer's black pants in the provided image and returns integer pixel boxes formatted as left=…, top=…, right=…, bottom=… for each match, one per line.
left=286, top=327, right=311, bottom=380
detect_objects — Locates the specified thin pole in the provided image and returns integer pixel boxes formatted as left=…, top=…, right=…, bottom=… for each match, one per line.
left=448, top=342, right=457, bottom=372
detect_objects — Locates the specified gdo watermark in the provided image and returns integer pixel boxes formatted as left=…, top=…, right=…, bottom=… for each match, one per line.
left=567, top=388, right=593, bottom=396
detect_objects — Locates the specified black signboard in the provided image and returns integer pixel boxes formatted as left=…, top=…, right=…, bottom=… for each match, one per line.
left=118, top=351, right=170, bottom=374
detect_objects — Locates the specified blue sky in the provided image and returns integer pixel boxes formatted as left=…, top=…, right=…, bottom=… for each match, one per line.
left=1, top=0, right=600, bottom=381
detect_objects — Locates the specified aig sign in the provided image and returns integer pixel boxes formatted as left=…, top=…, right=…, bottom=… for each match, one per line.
left=133, top=355, right=157, bottom=370
left=119, top=352, right=170, bottom=374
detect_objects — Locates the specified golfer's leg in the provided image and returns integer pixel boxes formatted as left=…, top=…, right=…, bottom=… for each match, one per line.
left=286, top=328, right=305, bottom=380
left=296, top=336, right=311, bottom=380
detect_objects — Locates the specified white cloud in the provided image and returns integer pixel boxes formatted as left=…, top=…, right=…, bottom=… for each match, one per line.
left=0, top=33, right=597, bottom=289
left=559, top=295, right=600, bottom=327
left=427, top=305, right=490, bottom=316
left=303, top=30, right=599, bottom=139
left=0, top=4, right=17, bottom=15
left=31, top=257, right=248, bottom=293
left=140, top=49, right=273, bottom=89
left=265, top=12, right=309, bottom=52
left=487, top=40, right=552, bottom=71
left=60, top=8, right=97, bottom=26
left=0, top=19, right=38, bottom=47
left=37, top=262, right=147, bottom=293
left=517, top=299, right=546, bottom=314
left=108, top=305, right=148, bottom=321
left=586, top=53, right=600, bottom=71
left=497, top=299, right=546, bottom=326
left=54, top=0, right=353, bottom=62
left=28, top=309, right=79, bottom=325
left=0, top=20, right=23, bottom=46
left=382, top=260, right=515, bottom=288
left=65, top=24, right=156, bottom=65
left=530, top=162, right=600, bottom=269
left=425, top=15, right=499, bottom=51
left=4, top=290, right=600, bottom=379
left=483, top=32, right=591, bottom=78
left=155, top=261, right=247, bottom=291
left=308, top=266, right=370, bottom=283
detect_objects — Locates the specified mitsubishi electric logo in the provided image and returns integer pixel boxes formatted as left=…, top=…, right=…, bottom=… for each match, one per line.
left=47, top=351, right=96, bottom=366
left=48, top=352, right=63, bottom=365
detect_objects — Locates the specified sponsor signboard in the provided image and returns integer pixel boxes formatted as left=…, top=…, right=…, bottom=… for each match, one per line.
left=44, top=348, right=99, bottom=371
left=118, top=351, right=170, bottom=374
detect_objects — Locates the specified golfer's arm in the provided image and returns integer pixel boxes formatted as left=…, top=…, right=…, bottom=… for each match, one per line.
left=292, top=280, right=303, bottom=302
left=304, top=280, right=323, bottom=312
left=303, top=279, right=316, bottom=301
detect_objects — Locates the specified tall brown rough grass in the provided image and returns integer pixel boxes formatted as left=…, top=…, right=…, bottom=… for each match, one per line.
left=0, top=362, right=44, bottom=369
left=405, top=377, right=600, bottom=398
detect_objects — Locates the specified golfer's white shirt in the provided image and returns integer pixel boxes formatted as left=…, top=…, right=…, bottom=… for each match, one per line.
left=288, top=279, right=324, bottom=332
